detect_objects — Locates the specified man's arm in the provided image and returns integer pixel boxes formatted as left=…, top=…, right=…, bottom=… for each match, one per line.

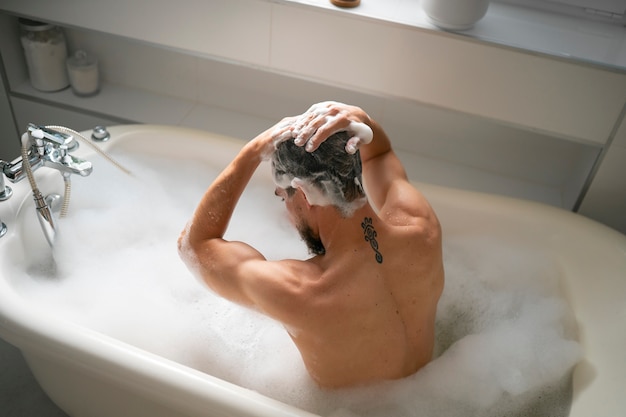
left=178, top=122, right=318, bottom=315
left=359, top=117, right=436, bottom=226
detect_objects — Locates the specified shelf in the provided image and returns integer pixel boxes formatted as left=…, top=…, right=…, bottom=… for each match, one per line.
left=1, top=0, right=625, bottom=145
left=0, top=3, right=611, bottom=211
left=4, top=0, right=626, bottom=71
left=12, top=78, right=281, bottom=141
left=13, top=82, right=193, bottom=126
left=286, top=0, right=626, bottom=71
left=11, top=79, right=587, bottom=209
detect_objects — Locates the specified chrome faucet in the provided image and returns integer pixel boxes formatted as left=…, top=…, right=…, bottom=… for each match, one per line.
left=0, top=124, right=93, bottom=245
left=0, top=170, right=12, bottom=238
left=3, top=124, right=92, bottom=182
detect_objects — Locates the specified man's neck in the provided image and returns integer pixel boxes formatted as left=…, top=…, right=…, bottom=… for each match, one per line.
left=317, top=203, right=377, bottom=256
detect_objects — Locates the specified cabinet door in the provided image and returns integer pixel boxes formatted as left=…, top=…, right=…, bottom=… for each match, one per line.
left=0, top=53, right=20, bottom=161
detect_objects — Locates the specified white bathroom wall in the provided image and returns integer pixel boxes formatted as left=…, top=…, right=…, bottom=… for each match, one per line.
left=62, top=29, right=385, bottom=126
left=579, top=112, right=626, bottom=234
left=268, top=3, right=626, bottom=146
left=1, top=0, right=625, bottom=145
left=58, top=27, right=600, bottom=207
left=0, top=13, right=605, bottom=208
left=0, top=1, right=624, bottom=232
left=10, top=98, right=122, bottom=137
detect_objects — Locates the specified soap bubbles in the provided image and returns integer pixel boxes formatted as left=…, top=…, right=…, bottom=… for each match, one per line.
left=10, top=150, right=580, bottom=417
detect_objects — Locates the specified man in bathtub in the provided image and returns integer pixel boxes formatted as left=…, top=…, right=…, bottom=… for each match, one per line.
left=178, top=101, right=444, bottom=388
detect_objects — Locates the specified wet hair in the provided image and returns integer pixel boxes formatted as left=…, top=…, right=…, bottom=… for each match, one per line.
left=271, top=131, right=367, bottom=217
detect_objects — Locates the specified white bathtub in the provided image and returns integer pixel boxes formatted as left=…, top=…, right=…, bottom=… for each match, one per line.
left=0, top=125, right=624, bottom=417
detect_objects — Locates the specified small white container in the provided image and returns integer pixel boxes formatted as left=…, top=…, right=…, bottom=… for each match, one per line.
left=19, top=19, right=69, bottom=92
left=422, top=0, right=491, bottom=30
left=66, top=50, right=100, bottom=97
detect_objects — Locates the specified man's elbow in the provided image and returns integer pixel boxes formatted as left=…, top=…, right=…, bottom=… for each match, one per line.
left=177, top=224, right=199, bottom=266
left=178, top=227, right=218, bottom=297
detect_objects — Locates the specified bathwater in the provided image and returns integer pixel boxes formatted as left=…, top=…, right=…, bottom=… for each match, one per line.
left=10, top=148, right=581, bottom=417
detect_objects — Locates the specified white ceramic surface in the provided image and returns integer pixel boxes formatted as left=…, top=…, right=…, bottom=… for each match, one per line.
left=0, top=125, right=624, bottom=417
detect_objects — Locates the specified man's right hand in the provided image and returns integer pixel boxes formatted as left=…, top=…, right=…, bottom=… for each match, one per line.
left=288, top=101, right=374, bottom=154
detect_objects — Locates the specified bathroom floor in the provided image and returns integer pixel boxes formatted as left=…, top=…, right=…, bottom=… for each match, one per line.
left=0, top=337, right=69, bottom=416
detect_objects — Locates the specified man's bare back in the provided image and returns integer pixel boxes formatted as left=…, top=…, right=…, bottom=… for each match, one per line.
left=179, top=102, right=444, bottom=388
left=284, top=212, right=444, bottom=387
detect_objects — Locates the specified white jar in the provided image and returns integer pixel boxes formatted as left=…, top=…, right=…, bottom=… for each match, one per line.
left=422, top=0, right=491, bottom=31
left=19, top=19, right=69, bottom=92
left=67, top=50, right=100, bottom=97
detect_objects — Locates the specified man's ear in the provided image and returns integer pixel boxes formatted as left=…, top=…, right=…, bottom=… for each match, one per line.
left=296, top=187, right=312, bottom=209
left=291, top=178, right=330, bottom=208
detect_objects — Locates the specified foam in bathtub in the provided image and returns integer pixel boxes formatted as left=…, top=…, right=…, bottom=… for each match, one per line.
left=9, top=150, right=581, bottom=417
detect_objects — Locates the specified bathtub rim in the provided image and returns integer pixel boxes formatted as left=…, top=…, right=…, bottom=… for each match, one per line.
left=0, top=258, right=321, bottom=417
left=0, top=124, right=323, bottom=417
left=0, top=124, right=624, bottom=417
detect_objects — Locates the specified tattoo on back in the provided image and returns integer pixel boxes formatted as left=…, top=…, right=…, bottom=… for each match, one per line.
left=361, top=217, right=383, bottom=264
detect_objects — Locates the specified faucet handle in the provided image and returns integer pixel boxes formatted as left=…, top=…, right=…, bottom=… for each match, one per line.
left=23, top=123, right=92, bottom=178
left=27, top=123, right=78, bottom=150
left=50, top=154, right=93, bottom=177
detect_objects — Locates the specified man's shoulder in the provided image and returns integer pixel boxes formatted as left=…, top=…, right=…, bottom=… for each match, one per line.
left=378, top=180, right=440, bottom=228
left=383, top=209, right=440, bottom=235
left=380, top=213, right=442, bottom=260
